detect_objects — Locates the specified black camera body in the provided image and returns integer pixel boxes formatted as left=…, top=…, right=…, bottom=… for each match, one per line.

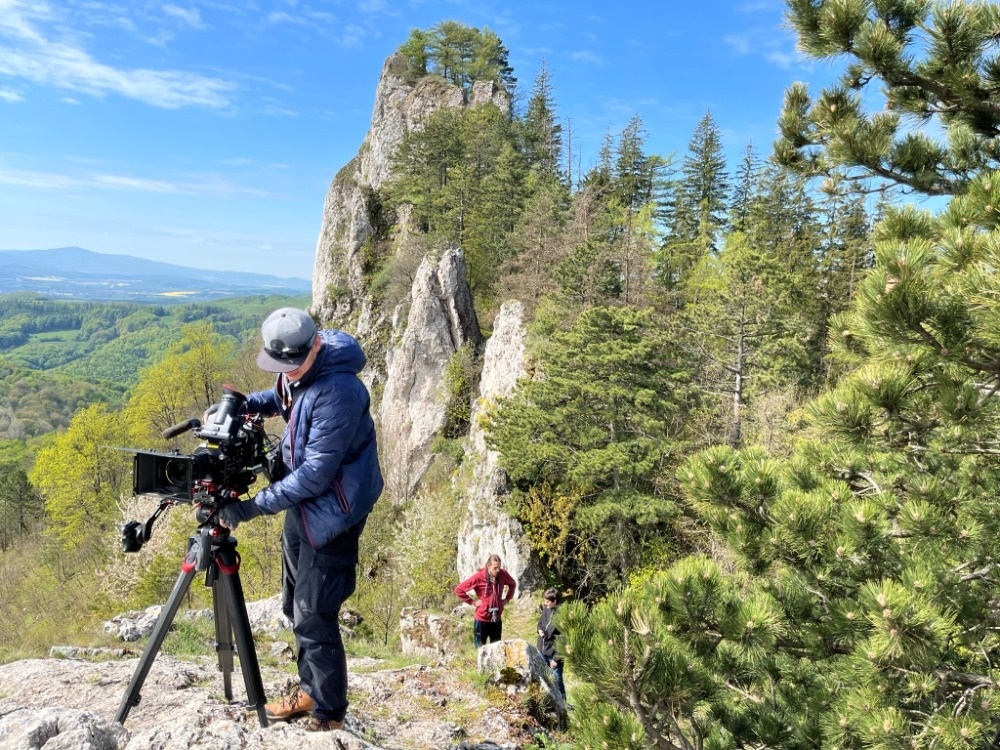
left=133, top=386, right=267, bottom=502
left=121, top=386, right=276, bottom=553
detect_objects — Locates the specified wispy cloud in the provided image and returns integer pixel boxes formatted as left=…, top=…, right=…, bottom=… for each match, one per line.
left=262, top=103, right=299, bottom=117
left=570, top=50, right=603, bottom=66
left=262, top=7, right=367, bottom=47
left=0, top=88, right=24, bottom=103
left=162, top=4, right=207, bottom=30
left=265, top=11, right=303, bottom=26
left=723, top=28, right=805, bottom=70
left=0, top=164, right=268, bottom=197
left=0, top=0, right=236, bottom=108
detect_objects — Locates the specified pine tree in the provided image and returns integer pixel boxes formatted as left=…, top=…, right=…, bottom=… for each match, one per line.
left=401, top=22, right=516, bottom=95
left=540, top=4, right=1000, bottom=746
left=0, top=468, right=42, bottom=552
left=678, top=231, right=808, bottom=447
left=774, top=0, right=1000, bottom=195
left=814, top=173, right=874, bottom=377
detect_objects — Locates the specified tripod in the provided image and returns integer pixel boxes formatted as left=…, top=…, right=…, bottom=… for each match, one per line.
left=115, top=524, right=269, bottom=727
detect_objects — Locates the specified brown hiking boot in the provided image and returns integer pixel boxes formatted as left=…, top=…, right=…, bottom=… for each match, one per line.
left=264, top=685, right=314, bottom=721
left=305, top=717, right=345, bottom=732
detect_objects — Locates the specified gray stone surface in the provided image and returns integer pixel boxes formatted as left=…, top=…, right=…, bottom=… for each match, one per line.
left=378, top=248, right=481, bottom=500
left=310, top=52, right=509, bottom=325
left=0, top=649, right=524, bottom=749
left=456, top=301, right=540, bottom=590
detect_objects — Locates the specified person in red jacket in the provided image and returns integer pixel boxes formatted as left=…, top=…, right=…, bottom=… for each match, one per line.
left=454, top=554, right=517, bottom=646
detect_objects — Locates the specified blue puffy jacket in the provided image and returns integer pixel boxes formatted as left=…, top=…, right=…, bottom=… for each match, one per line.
left=246, top=329, right=383, bottom=548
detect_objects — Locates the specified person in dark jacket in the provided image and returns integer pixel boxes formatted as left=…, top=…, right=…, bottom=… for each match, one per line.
left=536, top=587, right=565, bottom=698
left=216, top=307, right=383, bottom=733
left=454, top=554, right=517, bottom=646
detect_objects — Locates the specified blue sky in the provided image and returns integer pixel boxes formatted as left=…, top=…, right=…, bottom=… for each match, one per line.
left=0, top=0, right=835, bottom=281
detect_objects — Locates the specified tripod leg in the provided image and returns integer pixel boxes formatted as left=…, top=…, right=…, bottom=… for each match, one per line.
left=115, top=562, right=197, bottom=725
left=216, top=548, right=269, bottom=727
left=209, top=566, right=235, bottom=701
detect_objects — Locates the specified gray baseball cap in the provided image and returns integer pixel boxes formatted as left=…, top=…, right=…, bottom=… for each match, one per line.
left=257, top=307, right=318, bottom=372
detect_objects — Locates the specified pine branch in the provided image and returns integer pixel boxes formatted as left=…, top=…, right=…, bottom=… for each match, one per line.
left=724, top=680, right=764, bottom=704
left=957, top=564, right=993, bottom=583
left=943, top=671, right=994, bottom=689
left=830, top=468, right=883, bottom=494
left=626, top=681, right=687, bottom=750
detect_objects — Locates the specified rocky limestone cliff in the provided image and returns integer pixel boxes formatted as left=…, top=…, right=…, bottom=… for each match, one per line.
left=310, top=52, right=510, bottom=327
left=308, top=49, right=537, bottom=589
left=455, top=301, right=540, bottom=587
left=378, top=248, right=481, bottom=501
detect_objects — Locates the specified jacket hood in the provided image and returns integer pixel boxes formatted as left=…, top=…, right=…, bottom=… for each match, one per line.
left=317, top=329, right=366, bottom=374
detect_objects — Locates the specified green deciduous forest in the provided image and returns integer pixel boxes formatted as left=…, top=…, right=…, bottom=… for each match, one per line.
left=5, top=3, right=1000, bottom=748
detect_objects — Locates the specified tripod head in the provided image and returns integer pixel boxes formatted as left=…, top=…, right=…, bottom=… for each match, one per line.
left=121, top=490, right=245, bottom=555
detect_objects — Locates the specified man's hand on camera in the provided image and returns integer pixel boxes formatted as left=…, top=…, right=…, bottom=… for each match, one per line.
left=202, top=403, right=219, bottom=424
left=217, top=499, right=263, bottom=529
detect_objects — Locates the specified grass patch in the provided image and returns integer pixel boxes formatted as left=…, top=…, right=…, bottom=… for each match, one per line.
left=158, top=616, right=218, bottom=658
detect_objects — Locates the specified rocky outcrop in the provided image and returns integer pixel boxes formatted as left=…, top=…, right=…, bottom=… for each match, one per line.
left=456, top=301, right=540, bottom=590
left=310, top=53, right=510, bottom=326
left=0, top=642, right=532, bottom=749
left=477, top=639, right=567, bottom=728
left=378, top=248, right=481, bottom=500
left=398, top=607, right=468, bottom=658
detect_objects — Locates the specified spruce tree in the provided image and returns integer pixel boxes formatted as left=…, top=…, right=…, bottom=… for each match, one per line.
left=522, top=61, right=563, bottom=178
left=658, top=112, right=730, bottom=292
left=485, top=306, right=695, bottom=596
left=678, top=111, right=730, bottom=251
left=729, top=142, right=761, bottom=232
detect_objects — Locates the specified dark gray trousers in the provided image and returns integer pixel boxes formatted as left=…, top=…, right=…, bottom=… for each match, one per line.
left=281, top=510, right=357, bottom=722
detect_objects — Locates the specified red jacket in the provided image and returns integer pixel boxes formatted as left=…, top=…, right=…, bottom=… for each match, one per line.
left=454, top=567, right=517, bottom=623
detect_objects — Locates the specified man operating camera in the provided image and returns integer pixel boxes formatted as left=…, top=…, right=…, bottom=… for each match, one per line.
left=216, top=307, right=383, bottom=733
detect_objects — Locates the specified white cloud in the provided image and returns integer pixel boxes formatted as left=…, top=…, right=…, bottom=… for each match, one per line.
left=765, top=49, right=805, bottom=70
left=0, top=89, right=24, bottom=102
left=723, top=27, right=805, bottom=70
left=723, top=33, right=753, bottom=55
left=340, top=23, right=366, bottom=48
left=0, top=166, right=82, bottom=189
left=162, top=4, right=207, bottom=30
left=61, top=96, right=81, bottom=105
left=570, top=50, right=603, bottom=65
left=265, top=11, right=302, bottom=26
left=0, top=164, right=268, bottom=197
left=0, top=0, right=236, bottom=108
left=93, top=174, right=184, bottom=192
left=738, top=1, right=778, bottom=12
left=262, top=103, right=299, bottom=117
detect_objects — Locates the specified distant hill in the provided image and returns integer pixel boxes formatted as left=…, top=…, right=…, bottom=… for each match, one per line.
left=0, top=247, right=312, bottom=301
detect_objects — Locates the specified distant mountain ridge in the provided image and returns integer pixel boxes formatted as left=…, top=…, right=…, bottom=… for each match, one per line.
left=0, top=247, right=311, bottom=301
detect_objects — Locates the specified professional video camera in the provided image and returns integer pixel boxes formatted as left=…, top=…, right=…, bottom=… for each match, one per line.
left=114, top=383, right=277, bottom=727
left=120, top=385, right=278, bottom=554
